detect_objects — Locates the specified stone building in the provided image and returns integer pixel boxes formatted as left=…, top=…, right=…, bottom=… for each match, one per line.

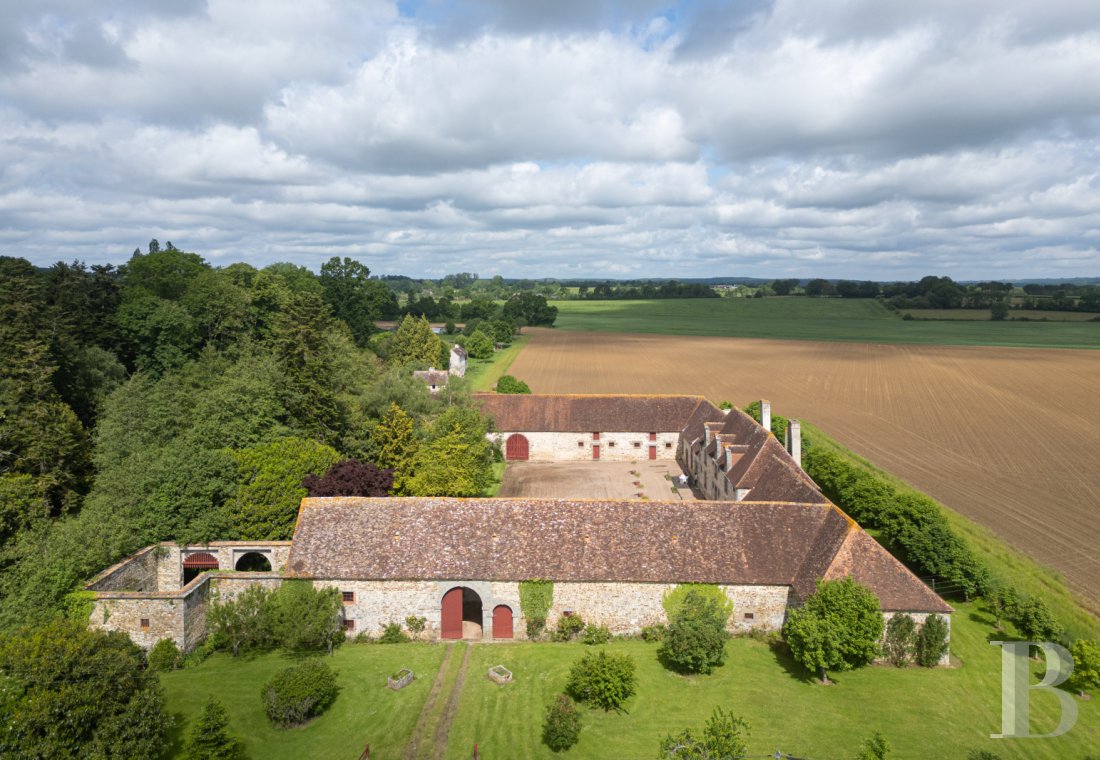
left=412, top=368, right=449, bottom=394
left=449, top=344, right=467, bottom=377
left=84, top=394, right=951, bottom=659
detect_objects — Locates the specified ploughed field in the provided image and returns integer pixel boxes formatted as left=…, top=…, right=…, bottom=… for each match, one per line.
left=509, top=328, right=1100, bottom=609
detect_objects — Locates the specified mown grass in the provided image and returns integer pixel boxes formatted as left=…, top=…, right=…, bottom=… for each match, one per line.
left=551, top=298, right=1100, bottom=348
left=160, top=607, right=1100, bottom=760
left=803, top=422, right=1100, bottom=641
left=159, top=643, right=446, bottom=759
left=463, top=336, right=530, bottom=392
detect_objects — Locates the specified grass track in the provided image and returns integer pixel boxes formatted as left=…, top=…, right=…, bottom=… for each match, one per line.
left=463, top=336, right=530, bottom=391
left=552, top=298, right=1100, bottom=348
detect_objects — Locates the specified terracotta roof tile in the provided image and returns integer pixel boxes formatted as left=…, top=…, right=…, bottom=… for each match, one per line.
left=475, top=393, right=708, bottom=433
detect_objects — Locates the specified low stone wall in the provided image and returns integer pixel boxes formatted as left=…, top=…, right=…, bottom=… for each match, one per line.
left=157, top=542, right=293, bottom=590
left=86, top=545, right=160, bottom=593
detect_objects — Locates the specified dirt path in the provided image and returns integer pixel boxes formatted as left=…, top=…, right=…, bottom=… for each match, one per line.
left=431, top=644, right=472, bottom=760
left=403, top=644, right=456, bottom=760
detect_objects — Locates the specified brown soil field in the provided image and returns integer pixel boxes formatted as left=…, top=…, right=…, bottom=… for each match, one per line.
left=510, top=328, right=1100, bottom=607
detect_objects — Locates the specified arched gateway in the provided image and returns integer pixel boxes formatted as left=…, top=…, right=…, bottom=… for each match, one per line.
left=505, top=434, right=529, bottom=461
left=441, top=587, right=484, bottom=640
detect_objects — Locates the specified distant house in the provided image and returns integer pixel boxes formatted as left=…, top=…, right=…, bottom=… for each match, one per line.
left=413, top=368, right=449, bottom=394
left=449, top=344, right=467, bottom=377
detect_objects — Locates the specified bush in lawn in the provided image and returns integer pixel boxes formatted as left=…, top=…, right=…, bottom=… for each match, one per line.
left=405, top=615, right=427, bottom=639
left=566, top=650, right=637, bottom=711
left=379, top=622, right=410, bottom=644
left=582, top=624, right=611, bottom=645
left=269, top=580, right=344, bottom=655
left=147, top=638, right=181, bottom=672
left=856, top=731, right=891, bottom=759
left=640, top=624, right=666, bottom=643
left=659, top=706, right=748, bottom=759
left=187, top=696, right=247, bottom=760
left=914, top=614, right=950, bottom=667
left=527, top=616, right=547, bottom=638
left=661, top=584, right=733, bottom=622
left=261, top=659, right=339, bottom=728
left=554, top=613, right=586, bottom=642
left=783, top=577, right=884, bottom=682
left=883, top=614, right=917, bottom=667
left=659, top=589, right=732, bottom=675
left=1069, top=639, right=1100, bottom=696
left=1014, top=597, right=1064, bottom=642
left=543, top=694, right=581, bottom=751
left=495, top=375, right=531, bottom=394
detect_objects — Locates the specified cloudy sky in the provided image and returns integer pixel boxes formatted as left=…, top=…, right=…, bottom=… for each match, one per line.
left=1, top=0, right=1099, bottom=279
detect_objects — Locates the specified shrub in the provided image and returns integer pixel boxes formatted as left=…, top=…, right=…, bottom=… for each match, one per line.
left=495, top=375, right=531, bottom=394
left=582, top=624, right=611, bottom=645
left=187, top=696, right=247, bottom=760
left=914, top=614, right=950, bottom=667
left=379, top=622, right=410, bottom=644
left=302, top=459, right=394, bottom=497
left=659, top=707, right=749, bottom=759
left=883, top=614, right=917, bottom=667
left=261, top=659, right=339, bottom=728
left=147, top=638, right=181, bottom=672
left=268, top=581, right=344, bottom=655
left=543, top=694, right=581, bottom=751
left=641, top=624, right=666, bottom=642
left=519, top=580, right=553, bottom=629
left=1015, top=597, right=1064, bottom=642
left=566, top=650, right=637, bottom=711
left=659, top=590, right=731, bottom=675
left=405, top=616, right=427, bottom=638
left=662, top=584, right=733, bottom=623
left=856, top=731, right=891, bottom=759
left=554, top=614, right=586, bottom=642
left=967, top=751, right=1002, bottom=760
left=526, top=616, right=547, bottom=639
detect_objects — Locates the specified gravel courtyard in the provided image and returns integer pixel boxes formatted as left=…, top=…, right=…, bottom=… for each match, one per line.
left=496, top=461, right=695, bottom=500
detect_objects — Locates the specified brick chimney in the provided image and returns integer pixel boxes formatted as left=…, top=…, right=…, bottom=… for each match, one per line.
left=785, top=419, right=802, bottom=468
left=760, top=399, right=771, bottom=431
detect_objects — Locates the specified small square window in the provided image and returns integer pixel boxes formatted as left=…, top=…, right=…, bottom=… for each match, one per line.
left=665, top=442, right=673, bottom=449
left=743, top=612, right=755, bottom=621
left=632, top=441, right=641, bottom=448
left=342, top=591, right=355, bottom=603
left=578, top=441, right=585, bottom=447
left=140, top=618, right=150, bottom=629
left=342, top=619, right=355, bottom=632
left=608, top=441, right=616, bottom=448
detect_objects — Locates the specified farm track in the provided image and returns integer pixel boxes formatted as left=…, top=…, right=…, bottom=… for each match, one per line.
left=510, top=328, right=1100, bottom=608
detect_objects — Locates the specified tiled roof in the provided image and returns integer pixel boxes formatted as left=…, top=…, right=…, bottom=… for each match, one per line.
left=413, top=370, right=449, bottom=385
left=451, top=345, right=467, bottom=359
left=475, top=393, right=709, bottom=432
left=287, top=497, right=950, bottom=613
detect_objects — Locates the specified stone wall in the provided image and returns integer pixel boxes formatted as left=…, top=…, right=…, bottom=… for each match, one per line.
left=156, top=542, right=293, bottom=590
left=90, top=592, right=186, bottom=650
left=491, top=431, right=679, bottom=462
left=86, top=545, right=160, bottom=593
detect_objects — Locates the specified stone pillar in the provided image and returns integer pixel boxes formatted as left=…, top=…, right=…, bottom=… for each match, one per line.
left=785, top=419, right=802, bottom=468
left=760, top=399, right=771, bottom=431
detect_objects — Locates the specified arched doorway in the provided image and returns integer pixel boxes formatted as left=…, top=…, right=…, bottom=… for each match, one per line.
left=235, top=552, right=272, bottom=572
left=182, top=552, right=219, bottom=585
left=492, top=605, right=513, bottom=639
left=505, top=434, right=529, bottom=461
left=441, top=587, right=483, bottom=640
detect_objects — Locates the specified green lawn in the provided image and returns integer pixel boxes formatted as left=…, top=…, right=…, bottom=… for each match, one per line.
left=463, top=336, right=530, bottom=391
left=160, top=604, right=1099, bottom=759
left=552, top=298, right=1100, bottom=348
left=160, top=643, right=446, bottom=759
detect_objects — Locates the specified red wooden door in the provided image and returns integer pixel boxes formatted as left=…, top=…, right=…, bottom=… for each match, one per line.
left=505, top=434, right=529, bottom=461
left=592, top=444, right=600, bottom=460
left=441, top=588, right=463, bottom=639
left=492, top=605, right=513, bottom=639
left=649, top=445, right=657, bottom=460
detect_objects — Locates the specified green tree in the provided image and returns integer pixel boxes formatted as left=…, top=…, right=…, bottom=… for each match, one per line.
left=369, top=403, right=419, bottom=494
left=462, top=329, right=494, bottom=360
left=406, top=406, right=494, bottom=497
left=1069, top=639, right=1100, bottom=697
left=270, top=581, right=344, bottom=655
left=543, top=694, right=581, bottom=751
left=659, top=707, right=749, bottom=759
left=0, top=473, right=48, bottom=550
left=782, top=577, right=884, bottom=682
left=914, top=614, right=950, bottom=667
left=1014, top=598, right=1063, bottom=642
left=883, top=614, right=917, bottom=667
left=990, top=301, right=1010, bottom=321
left=391, top=315, right=443, bottom=367
left=658, top=589, right=732, bottom=675
left=227, top=437, right=341, bottom=540
left=0, top=619, right=168, bottom=758
left=502, top=291, right=558, bottom=326
left=207, top=584, right=276, bottom=657
left=318, top=256, right=398, bottom=345
left=186, top=696, right=247, bottom=759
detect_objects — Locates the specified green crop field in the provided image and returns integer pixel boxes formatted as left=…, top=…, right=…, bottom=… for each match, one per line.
left=160, top=602, right=1099, bottom=759
left=551, top=298, right=1100, bottom=348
